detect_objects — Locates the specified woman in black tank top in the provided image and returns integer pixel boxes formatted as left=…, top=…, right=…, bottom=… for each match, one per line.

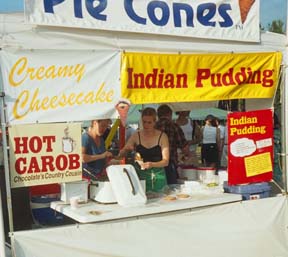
left=118, top=107, right=169, bottom=192
left=135, top=131, right=163, bottom=162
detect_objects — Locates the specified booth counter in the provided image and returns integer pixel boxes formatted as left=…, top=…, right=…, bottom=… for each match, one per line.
left=11, top=195, right=288, bottom=257
left=50, top=191, right=241, bottom=223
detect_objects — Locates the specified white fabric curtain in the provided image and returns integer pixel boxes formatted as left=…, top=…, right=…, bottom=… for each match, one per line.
left=11, top=196, right=288, bottom=257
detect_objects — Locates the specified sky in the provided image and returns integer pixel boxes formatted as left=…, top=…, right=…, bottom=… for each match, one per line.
left=260, top=0, right=287, bottom=31
left=0, top=0, right=287, bottom=32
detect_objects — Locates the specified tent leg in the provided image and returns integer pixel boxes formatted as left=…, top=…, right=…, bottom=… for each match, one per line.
left=0, top=91, right=14, bottom=237
left=282, top=66, right=288, bottom=192
left=0, top=187, right=6, bottom=257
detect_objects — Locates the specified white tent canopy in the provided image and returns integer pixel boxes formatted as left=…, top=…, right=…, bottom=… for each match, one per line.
left=1, top=12, right=288, bottom=257
left=0, top=13, right=287, bottom=181
left=0, top=13, right=286, bottom=55
left=1, top=12, right=287, bottom=184
left=1, top=13, right=285, bottom=113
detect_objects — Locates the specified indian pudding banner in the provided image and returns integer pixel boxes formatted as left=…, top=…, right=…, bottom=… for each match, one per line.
left=0, top=50, right=121, bottom=124
left=227, top=109, right=273, bottom=185
left=121, top=52, right=282, bottom=104
left=9, top=123, right=82, bottom=188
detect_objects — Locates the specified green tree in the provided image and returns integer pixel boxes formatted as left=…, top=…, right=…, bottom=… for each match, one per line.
left=267, top=20, right=285, bottom=34
left=267, top=20, right=285, bottom=117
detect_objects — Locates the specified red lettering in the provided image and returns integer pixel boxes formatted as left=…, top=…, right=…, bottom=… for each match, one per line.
left=41, top=155, right=55, bottom=172
left=14, top=154, right=81, bottom=174
left=234, top=67, right=247, bottom=85
left=196, top=67, right=274, bottom=87
left=196, top=69, right=210, bottom=87
left=15, top=157, right=26, bottom=174
left=127, top=68, right=187, bottom=89
left=29, top=136, right=42, bottom=153
left=43, top=136, right=56, bottom=152
left=222, top=68, right=236, bottom=86
left=68, top=154, right=81, bottom=169
left=55, top=154, right=68, bottom=171
left=28, top=156, right=41, bottom=173
left=14, top=137, right=29, bottom=154
left=14, top=136, right=56, bottom=154
left=127, top=68, right=134, bottom=88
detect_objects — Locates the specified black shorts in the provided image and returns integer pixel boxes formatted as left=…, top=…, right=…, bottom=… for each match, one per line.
left=201, top=143, right=218, bottom=163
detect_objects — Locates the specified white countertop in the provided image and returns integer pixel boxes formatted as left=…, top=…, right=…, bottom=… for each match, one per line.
left=51, top=191, right=242, bottom=223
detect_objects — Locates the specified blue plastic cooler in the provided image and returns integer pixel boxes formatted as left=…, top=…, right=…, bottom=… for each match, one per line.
left=31, top=195, right=64, bottom=225
left=223, top=182, right=271, bottom=200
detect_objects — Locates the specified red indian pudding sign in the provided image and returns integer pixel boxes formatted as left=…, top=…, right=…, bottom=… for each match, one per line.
left=227, top=109, right=273, bottom=185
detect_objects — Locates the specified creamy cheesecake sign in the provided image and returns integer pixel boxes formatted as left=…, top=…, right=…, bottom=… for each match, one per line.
left=0, top=50, right=120, bottom=124
left=25, top=0, right=260, bottom=42
left=9, top=123, right=82, bottom=188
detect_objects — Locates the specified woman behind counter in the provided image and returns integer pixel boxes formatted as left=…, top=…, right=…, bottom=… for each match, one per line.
left=118, top=107, right=169, bottom=192
left=82, top=119, right=113, bottom=179
left=201, top=115, right=221, bottom=168
left=175, top=111, right=201, bottom=166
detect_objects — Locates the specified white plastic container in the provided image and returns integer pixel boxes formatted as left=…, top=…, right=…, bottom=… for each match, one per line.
left=90, top=179, right=146, bottom=204
left=218, top=169, right=228, bottom=185
left=182, top=181, right=202, bottom=193
left=106, top=164, right=147, bottom=207
left=179, top=165, right=199, bottom=181
left=60, top=180, right=88, bottom=203
left=197, top=167, right=216, bottom=184
left=89, top=181, right=117, bottom=204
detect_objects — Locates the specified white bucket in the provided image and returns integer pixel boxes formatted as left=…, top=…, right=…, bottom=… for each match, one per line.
left=218, top=169, right=228, bottom=185
left=60, top=180, right=88, bottom=203
left=89, top=181, right=117, bottom=204
left=182, top=181, right=202, bottom=193
left=179, top=165, right=199, bottom=181
left=197, top=167, right=216, bottom=184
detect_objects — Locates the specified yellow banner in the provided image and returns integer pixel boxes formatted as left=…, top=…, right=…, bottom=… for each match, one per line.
left=121, top=52, right=282, bottom=104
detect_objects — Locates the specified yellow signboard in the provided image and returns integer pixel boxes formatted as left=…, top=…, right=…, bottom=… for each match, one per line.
left=244, top=152, right=273, bottom=177
left=121, top=52, right=282, bottom=104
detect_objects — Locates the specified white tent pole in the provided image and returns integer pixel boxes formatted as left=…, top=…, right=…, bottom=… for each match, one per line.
left=0, top=186, right=6, bottom=257
left=0, top=51, right=14, bottom=257
left=285, top=0, right=288, bottom=192
left=0, top=83, right=14, bottom=234
left=0, top=98, right=7, bottom=256
left=283, top=65, right=288, bottom=192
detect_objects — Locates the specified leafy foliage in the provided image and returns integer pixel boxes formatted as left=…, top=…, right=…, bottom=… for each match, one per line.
left=267, top=20, right=285, bottom=34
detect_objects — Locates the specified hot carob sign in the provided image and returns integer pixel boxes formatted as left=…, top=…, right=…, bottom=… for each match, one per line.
left=9, top=123, right=82, bottom=188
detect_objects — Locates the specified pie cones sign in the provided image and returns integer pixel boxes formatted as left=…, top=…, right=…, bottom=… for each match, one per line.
left=25, top=0, right=260, bottom=42
left=239, top=0, right=255, bottom=24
